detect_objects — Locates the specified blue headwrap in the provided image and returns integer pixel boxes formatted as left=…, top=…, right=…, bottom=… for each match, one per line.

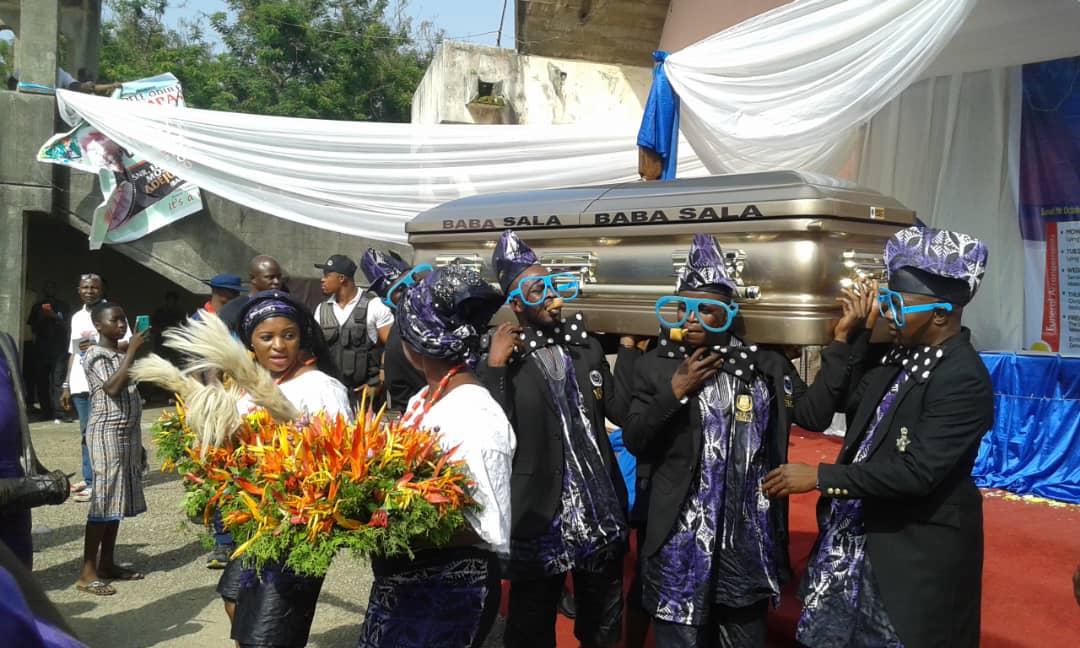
left=360, top=248, right=412, bottom=299
left=396, top=265, right=504, bottom=366
left=676, top=233, right=737, bottom=294
left=492, top=230, right=540, bottom=293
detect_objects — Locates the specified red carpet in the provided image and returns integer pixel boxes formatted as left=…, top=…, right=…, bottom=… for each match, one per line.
left=507, top=429, right=1080, bottom=646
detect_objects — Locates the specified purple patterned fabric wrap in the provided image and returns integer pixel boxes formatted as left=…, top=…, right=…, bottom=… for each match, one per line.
left=360, top=248, right=412, bottom=298
left=884, top=226, right=988, bottom=299
left=396, top=265, right=503, bottom=366
left=508, top=346, right=627, bottom=578
left=676, top=233, right=737, bottom=295
left=492, top=229, right=540, bottom=293
left=796, top=373, right=908, bottom=647
left=642, top=366, right=778, bottom=626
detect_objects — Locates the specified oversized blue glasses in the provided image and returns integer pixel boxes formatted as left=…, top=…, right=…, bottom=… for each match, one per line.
left=877, top=287, right=953, bottom=328
left=655, top=296, right=739, bottom=333
left=383, top=264, right=433, bottom=308
left=506, top=273, right=580, bottom=306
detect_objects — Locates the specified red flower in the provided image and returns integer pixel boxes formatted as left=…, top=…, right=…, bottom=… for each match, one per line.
left=368, top=509, right=388, bottom=528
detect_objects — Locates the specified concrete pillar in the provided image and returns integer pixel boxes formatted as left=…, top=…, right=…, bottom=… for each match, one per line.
left=0, top=191, right=28, bottom=340
left=15, top=0, right=59, bottom=87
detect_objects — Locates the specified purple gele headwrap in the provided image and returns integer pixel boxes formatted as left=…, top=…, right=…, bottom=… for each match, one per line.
left=396, top=264, right=504, bottom=366
left=885, top=226, right=988, bottom=305
left=492, top=230, right=540, bottom=293
left=360, top=248, right=412, bottom=299
left=238, top=290, right=315, bottom=348
left=676, top=233, right=737, bottom=295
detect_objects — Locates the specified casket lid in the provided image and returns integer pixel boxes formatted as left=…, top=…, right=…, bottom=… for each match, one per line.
left=407, top=170, right=915, bottom=234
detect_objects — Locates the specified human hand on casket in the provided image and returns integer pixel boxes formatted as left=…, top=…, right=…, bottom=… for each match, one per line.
left=487, top=322, right=523, bottom=367
left=833, top=279, right=878, bottom=343
left=670, top=347, right=724, bottom=400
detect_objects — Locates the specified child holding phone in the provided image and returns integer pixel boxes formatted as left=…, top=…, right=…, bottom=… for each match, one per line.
left=75, top=301, right=149, bottom=596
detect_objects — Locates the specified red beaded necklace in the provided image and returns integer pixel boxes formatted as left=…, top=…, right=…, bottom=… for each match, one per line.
left=406, top=364, right=464, bottom=422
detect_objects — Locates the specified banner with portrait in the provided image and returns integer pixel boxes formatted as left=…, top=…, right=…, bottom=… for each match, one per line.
left=37, top=73, right=203, bottom=249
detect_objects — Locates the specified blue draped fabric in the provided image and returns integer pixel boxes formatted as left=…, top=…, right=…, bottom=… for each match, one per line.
left=608, top=428, right=636, bottom=512
left=973, top=352, right=1080, bottom=503
left=637, top=51, right=680, bottom=180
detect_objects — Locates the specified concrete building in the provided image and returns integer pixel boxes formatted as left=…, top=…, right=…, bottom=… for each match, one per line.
left=0, top=0, right=401, bottom=346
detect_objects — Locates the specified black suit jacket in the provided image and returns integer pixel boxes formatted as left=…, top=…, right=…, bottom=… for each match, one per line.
left=808, top=329, right=993, bottom=648
left=622, top=344, right=845, bottom=580
left=478, top=338, right=639, bottom=539
left=383, top=325, right=426, bottom=412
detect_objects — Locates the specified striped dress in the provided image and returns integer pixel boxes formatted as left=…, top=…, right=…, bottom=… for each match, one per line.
left=83, top=346, right=146, bottom=522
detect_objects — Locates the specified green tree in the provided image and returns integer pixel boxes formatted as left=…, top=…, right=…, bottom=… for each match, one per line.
left=99, top=0, right=435, bottom=122
left=100, top=0, right=224, bottom=107
left=0, top=38, right=13, bottom=83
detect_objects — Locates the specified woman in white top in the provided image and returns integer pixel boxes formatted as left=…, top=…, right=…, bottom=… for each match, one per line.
left=219, top=291, right=351, bottom=648
left=356, top=264, right=515, bottom=648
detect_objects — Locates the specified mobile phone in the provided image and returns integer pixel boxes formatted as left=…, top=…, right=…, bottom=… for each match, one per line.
left=135, top=315, right=151, bottom=333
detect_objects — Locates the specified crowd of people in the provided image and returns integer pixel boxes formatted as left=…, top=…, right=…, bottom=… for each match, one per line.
left=0, top=222, right=1044, bottom=648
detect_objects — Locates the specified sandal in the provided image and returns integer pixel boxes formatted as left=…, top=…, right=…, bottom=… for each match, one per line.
left=69, top=481, right=88, bottom=493
left=76, top=580, right=116, bottom=596
left=99, top=567, right=144, bottom=581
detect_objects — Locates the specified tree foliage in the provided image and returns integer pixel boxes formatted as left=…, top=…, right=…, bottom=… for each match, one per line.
left=99, top=0, right=436, bottom=122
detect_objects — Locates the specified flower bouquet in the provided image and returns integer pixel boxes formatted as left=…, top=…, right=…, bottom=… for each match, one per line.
left=140, top=314, right=475, bottom=578
left=153, top=393, right=475, bottom=577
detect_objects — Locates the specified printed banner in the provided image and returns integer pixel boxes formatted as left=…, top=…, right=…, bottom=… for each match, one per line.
left=37, top=73, right=202, bottom=249
left=1051, top=221, right=1080, bottom=354
left=1018, top=57, right=1080, bottom=353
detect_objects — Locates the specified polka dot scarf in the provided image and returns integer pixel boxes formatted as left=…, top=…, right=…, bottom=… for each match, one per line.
left=881, top=344, right=946, bottom=383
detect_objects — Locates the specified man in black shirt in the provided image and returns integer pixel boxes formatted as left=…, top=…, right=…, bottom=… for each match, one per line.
left=359, top=248, right=429, bottom=414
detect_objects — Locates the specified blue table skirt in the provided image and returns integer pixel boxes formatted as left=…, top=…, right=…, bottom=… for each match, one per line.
left=973, top=352, right=1080, bottom=503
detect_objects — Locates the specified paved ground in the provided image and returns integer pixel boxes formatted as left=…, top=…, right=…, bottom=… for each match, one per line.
left=26, top=406, right=505, bottom=647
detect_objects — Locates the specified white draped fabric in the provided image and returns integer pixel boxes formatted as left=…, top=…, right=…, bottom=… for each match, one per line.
left=55, top=90, right=706, bottom=244
left=857, top=67, right=1023, bottom=352
left=665, top=0, right=976, bottom=172
left=54, top=0, right=983, bottom=244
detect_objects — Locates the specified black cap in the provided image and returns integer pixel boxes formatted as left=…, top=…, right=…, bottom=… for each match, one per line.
left=314, top=254, right=357, bottom=278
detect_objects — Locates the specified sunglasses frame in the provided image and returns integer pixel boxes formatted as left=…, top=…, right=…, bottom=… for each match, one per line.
left=654, top=295, right=739, bottom=333
left=505, top=272, right=581, bottom=306
left=876, top=286, right=953, bottom=328
left=383, top=264, right=433, bottom=309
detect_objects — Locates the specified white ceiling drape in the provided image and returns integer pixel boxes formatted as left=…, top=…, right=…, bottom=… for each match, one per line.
left=56, top=0, right=1056, bottom=244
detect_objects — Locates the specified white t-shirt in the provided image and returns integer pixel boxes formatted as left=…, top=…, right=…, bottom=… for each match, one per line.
left=67, top=303, right=131, bottom=395
left=402, top=384, right=516, bottom=555
left=237, top=370, right=352, bottom=421
left=321, top=292, right=393, bottom=345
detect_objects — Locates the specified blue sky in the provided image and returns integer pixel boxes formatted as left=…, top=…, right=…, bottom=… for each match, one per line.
left=160, top=0, right=514, bottom=49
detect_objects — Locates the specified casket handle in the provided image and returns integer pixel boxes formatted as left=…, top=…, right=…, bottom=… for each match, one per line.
left=434, top=253, right=484, bottom=274
left=539, top=251, right=598, bottom=285
left=841, top=249, right=886, bottom=287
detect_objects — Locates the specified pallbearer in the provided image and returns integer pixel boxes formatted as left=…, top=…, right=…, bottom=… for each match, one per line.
left=624, top=233, right=825, bottom=647
left=480, top=229, right=641, bottom=648
left=359, top=248, right=429, bottom=414
left=764, top=226, right=993, bottom=648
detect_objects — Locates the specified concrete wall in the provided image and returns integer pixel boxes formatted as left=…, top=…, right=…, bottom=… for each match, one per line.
left=515, top=0, right=669, bottom=67
left=0, top=0, right=101, bottom=80
left=412, top=40, right=651, bottom=126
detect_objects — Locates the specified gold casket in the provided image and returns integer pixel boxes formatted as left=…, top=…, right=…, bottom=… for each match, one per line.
left=406, top=171, right=915, bottom=345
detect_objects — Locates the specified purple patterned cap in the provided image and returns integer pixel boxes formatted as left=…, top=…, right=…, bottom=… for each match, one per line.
left=360, top=248, right=412, bottom=298
left=492, top=230, right=540, bottom=293
left=396, top=264, right=503, bottom=366
left=885, top=226, right=988, bottom=304
left=676, top=233, right=737, bottom=294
